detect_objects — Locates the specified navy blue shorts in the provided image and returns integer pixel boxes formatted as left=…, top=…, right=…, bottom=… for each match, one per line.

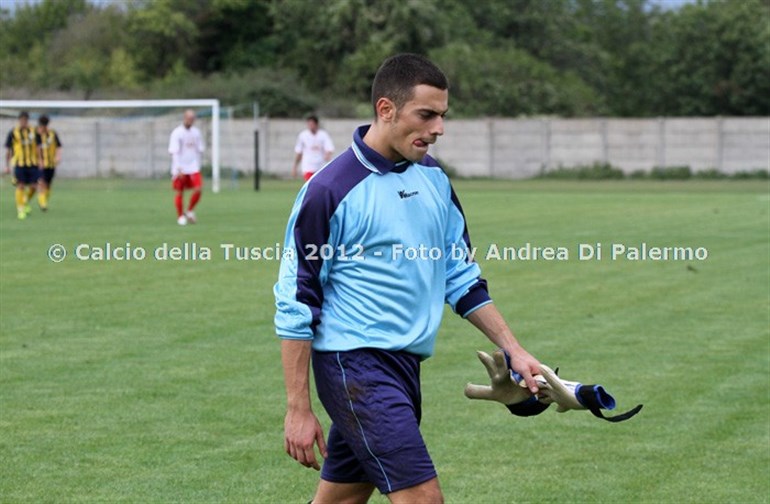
left=312, top=348, right=437, bottom=494
left=14, top=166, right=39, bottom=185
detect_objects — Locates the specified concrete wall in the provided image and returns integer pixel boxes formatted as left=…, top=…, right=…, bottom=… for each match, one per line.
left=1, top=115, right=767, bottom=179
left=0, top=115, right=203, bottom=178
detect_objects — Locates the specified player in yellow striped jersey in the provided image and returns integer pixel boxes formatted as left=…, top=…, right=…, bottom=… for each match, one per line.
left=4, top=111, right=41, bottom=220
left=36, top=115, right=62, bottom=212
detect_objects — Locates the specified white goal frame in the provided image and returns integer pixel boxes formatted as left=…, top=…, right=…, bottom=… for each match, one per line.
left=0, top=99, right=222, bottom=193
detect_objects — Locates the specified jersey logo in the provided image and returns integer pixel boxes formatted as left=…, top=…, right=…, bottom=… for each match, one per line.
left=398, top=189, right=419, bottom=199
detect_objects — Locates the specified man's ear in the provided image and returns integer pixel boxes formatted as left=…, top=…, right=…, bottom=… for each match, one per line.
left=375, top=97, right=396, bottom=123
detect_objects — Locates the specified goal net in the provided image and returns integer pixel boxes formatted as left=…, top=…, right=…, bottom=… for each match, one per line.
left=0, top=99, right=225, bottom=193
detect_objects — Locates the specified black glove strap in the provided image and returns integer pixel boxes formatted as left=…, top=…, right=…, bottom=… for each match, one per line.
left=590, top=403, right=644, bottom=422
left=577, top=385, right=643, bottom=422
left=505, top=396, right=550, bottom=417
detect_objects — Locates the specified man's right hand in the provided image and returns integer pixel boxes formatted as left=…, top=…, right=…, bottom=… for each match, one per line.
left=284, top=408, right=327, bottom=471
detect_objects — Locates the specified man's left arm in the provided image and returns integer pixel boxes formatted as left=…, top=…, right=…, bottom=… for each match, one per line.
left=438, top=175, right=541, bottom=392
left=466, top=304, right=540, bottom=393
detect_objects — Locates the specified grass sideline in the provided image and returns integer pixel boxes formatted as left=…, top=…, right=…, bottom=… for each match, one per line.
left=1, top=178, right=768, bottom=503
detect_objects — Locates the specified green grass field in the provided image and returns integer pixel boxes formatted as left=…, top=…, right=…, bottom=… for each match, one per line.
left=1, top=178, right=768, bottom=503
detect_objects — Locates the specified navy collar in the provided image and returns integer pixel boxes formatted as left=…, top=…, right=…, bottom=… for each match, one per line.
left=352, top=125, right=412, bottom=175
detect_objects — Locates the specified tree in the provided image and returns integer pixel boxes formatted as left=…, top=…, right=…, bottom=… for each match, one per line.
left=431, top=41, right=603, bottom=117
left=0, top=0, right=767, bottom=116
left=0, top=0, right=88, bottom=55
left=44, top=6, right=136, bottom=98
left=126, top=0, right=199, bottom=79
left=192, top=0, right=276, bottom=73
left=0, top=0, right=90, bottom=90
left=269, top=0, right=457, bottom=98
left=648, top=0, right=770, bottom=116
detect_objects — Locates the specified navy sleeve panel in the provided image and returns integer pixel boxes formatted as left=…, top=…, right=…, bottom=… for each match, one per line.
left=448, top=185, right=474, bottom=261
left=293, top=184, right=333, bottom=333
left=293, top=149, right=372, bottom=333
left=430, top=154, right=491, bottom=315
left=451, top=184, right=492, bottom=316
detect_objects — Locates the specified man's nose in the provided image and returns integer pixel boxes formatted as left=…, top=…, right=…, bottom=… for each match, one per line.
left=431, top=116, right=444, bottom=137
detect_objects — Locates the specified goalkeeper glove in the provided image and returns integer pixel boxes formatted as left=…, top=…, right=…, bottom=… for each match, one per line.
left=465, top=350, right=643, bottom=422
left=537, top=364, right=643, bottom=423
left=464, top=350, right=550, bottom=417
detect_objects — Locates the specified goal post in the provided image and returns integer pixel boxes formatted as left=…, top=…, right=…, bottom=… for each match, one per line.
left=0, top=99, right=222, bottom=193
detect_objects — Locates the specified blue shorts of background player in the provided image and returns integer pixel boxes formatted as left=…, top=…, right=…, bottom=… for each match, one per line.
left=14, top=166, right=40, bottom=185
left=312, top=348, right=438, bottom=494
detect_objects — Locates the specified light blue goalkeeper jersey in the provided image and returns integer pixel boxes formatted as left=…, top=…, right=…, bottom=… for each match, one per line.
left=273, top=125, right=492, bottom=359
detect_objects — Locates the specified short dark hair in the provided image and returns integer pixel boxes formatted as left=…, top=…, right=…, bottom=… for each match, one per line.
left=38, top=115, right=49, bottom=126
left=306, top=114, right=319, bottom=124
left=19, top=111, right=29, bottom=119
left=371, top=54, right=448, bottom=115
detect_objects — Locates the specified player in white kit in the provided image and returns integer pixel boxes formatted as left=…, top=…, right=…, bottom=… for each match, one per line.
left=168, top=109, right=205, bottom=226
left=291, top=115, right=334, bottom=181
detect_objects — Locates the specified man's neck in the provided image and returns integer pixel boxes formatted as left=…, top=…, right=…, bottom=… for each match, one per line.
left=362, top=122, right=402, bottom=162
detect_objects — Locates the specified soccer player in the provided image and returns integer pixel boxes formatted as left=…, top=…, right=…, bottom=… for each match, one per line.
left=36, top=115, right=62, bottom=212
left=4, top=111, right=40, bottom=220
left=274, top=54, right=542, bottom=503
left=168, top=109, right=205, bottom=225
left=291, top=115, right=334, bottom=181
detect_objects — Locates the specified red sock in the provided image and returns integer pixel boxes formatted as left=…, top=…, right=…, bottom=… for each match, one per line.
left=175, top=192, right=184, bottom=217
left=188, top=190, right=201, bottom=211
